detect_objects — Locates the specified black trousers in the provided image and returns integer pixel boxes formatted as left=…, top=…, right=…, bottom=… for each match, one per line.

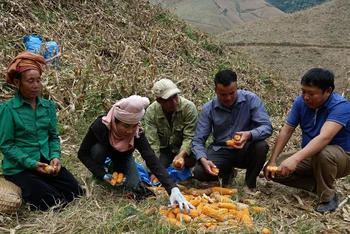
left=193, top=140, right=269, bottom=188
left=5, top=167, right=84, bottom=211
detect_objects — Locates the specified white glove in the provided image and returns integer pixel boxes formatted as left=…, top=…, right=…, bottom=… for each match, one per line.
left=169, top=187, right=194, bottom=214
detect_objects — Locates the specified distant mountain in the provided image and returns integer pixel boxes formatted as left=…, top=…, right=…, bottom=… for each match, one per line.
left=150, top=0, right=285, bottom=34
left=218, top=0, right=350, bottom=92
left=266, top=0, right=330, bottom=13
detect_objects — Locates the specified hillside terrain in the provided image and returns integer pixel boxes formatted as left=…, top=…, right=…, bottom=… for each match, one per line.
left=0, top=0, right=349, bottom=233
left=150, top=0, right=285, bottom=34
left=219, top=0, right=350, bottom=96
left=266, top=0, right=330, bottom=13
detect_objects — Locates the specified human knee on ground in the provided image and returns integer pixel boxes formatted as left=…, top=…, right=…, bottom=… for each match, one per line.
left=243, top=141, right=269, bottom=188
left=91, top=142, right=109, bottom=166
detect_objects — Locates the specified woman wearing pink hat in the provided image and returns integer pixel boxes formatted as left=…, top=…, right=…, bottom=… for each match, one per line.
left=78, top=95, right=193, bottom=212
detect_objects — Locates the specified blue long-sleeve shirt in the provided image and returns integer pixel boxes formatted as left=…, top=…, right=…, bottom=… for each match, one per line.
left=191, top=90, right=273, bottom=160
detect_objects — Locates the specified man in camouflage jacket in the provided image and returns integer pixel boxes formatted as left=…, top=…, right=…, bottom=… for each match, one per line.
left=143, top=79, right=198, bottom=182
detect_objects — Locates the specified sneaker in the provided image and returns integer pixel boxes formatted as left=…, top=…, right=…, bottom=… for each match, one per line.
left=222, top=168, right=237, bottom=187
left=243, top=179, right=256, bottom=190
left=126, top=184, right=155, bottom=201
left=315, top=194, right=338, bottom=214
left=311, top=186, right=317, bottom=194
left=243, top=185, right=257, bottom=194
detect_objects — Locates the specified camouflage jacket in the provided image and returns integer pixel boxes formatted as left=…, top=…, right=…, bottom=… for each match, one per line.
left=144, top=96, right=198, bottom=157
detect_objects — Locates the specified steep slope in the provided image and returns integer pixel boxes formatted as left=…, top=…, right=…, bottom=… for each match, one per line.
left=218, top=0, right=350, bottom=92
left=151, top=0, right=285, bottom=34
left=0, top=1, right=224, bottom=113
left=220, top=0, right=350, bottom=46
left=0, top=1, right=349, bottom=233
left=0, top=0, right=286, bottom=133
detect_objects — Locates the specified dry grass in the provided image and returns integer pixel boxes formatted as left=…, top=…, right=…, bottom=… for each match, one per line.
left=0, top=0, right=349, bottom=233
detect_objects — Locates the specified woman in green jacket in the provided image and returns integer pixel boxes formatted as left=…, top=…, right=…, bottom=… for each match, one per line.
left=0, top=51, right=83, bottom=211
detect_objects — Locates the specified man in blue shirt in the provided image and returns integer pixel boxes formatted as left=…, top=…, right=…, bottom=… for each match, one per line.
left=264, top=68, right=350, bottom=214
left=191, top=70, right=273, bottom=189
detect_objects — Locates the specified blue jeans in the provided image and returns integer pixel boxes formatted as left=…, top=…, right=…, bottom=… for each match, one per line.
left=91, top=142, right=140, bottom=190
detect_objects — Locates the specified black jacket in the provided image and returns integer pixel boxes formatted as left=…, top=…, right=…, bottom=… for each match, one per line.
left=78, top=116, right=176, bottom=194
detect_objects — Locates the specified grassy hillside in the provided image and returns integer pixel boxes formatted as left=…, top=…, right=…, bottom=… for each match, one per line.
left=0, top=0, right=349, bottom=233
left=220, top=0, right=350, bottom=46
left=0, top=1, right=290, bottom=137
left=219, top=0, right=350, bottom=97
left=150, top=0, right=285, bottom=34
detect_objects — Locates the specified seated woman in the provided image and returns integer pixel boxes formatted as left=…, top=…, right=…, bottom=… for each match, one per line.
left=0, top=51, right=84, bottom=211
left=78, top=95, right=192, bottom=212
